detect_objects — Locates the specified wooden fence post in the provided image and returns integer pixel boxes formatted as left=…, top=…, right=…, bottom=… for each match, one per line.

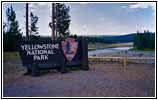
left=123, top=57, right=126, bottom=66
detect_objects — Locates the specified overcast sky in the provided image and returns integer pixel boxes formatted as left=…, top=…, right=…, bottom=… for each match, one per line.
left=3, top=2, right=156, bottom=36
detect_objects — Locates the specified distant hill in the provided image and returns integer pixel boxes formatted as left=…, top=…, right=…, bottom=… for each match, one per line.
left=102, top=33, right=136, bottom=43
left=39, top=33, right=136, bottom=43
left=82, top=33, right=136, bottom=43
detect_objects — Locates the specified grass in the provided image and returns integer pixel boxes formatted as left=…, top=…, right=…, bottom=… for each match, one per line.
left=23, top=71, right=31, bottom=76
left=3, top=52, right=24, bottom=73
left=3, top=52, right=21, bottom=63
left=88, top=42, right=133, bottom=50
left=129, top=48, right=155, bottom=51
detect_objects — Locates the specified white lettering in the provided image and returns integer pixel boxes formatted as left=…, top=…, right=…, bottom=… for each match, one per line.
left=34, top=55, right=40, bottom=60
left=27, top=51, right=31, bottom=55
left=41, top=55, right=45, bottom=60
left=21, top=45, right=25, bottom=50
left=22, top=43, right=60, bottom=61
left=45, top=55, right=48, bottom=60
left=31, top=50, right=35, bottom=55
left=56, top=44, right=59, bottom=49
left=33, top=55, right=49, bottom=61
left=43, top=44, right=46, bottom=49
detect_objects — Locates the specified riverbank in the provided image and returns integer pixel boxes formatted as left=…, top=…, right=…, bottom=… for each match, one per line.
left=130, top=48, right=155, bottom=51
left=89, top=50, right=155, bottom=64
left=88, top=42, right=133, bottom=50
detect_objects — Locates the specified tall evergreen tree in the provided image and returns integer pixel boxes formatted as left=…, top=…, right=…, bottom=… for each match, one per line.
left=4, top=5, right=22, bottom=51
left=30, top=12, right=39, bottom=40
left=149, top=33, right=155, bottom=49
left=3, top=22, right=6, bottom=34
left=49, top=3, right=71, bottom=38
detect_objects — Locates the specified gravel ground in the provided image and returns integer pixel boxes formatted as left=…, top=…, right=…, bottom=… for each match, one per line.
left=3, top=63, right=155, bottom=97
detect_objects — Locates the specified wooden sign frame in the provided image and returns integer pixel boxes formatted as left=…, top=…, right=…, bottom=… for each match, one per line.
left=17, top=38, right=88, bottom=77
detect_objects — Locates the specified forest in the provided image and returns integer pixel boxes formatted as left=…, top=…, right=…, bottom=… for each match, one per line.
left=133, top=31, right=155, bottom=50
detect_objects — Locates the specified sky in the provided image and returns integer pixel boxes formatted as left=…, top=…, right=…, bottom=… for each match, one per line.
left=3, top=2, right=156, bottom=36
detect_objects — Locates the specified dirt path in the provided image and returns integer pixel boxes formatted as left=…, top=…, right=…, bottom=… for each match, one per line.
left=3, top=63, right=155, bottom=97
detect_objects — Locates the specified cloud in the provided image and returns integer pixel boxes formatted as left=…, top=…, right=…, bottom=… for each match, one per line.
left=130, top=3, right=155, bottom=9
left=37, top=3, right=52, bottom=10
left=100, top=17, right=105, bottom=21
left=129, top=3, right=156, bottom=15
left=80, top=3, right=88, bottom=7
left=31, top=9, right=35, bottom=12
left=83, top=25, right=87, bottom=28
left=38, top=3, right=51, bottom=7
left=107, top=22, right=112, bottom=25
left=122, top=3, right=155, bottom=15
left=29, top=3, right=35, bottom=8
left=29, top=3, right=38, bottom=12
left=71, top=8, right=76, bottom=12
left=110, top=27, right=113, bottom=30
left=80, top=3, right=87, bottom=5
left=116, top=25, right=126, bottom=28
left=135, top=26, right=138, bottom=29
left=40, top=9, right=45, bottom=13
left=127, top=9, right=134, bottom=12
left=121, top=5, right=127, bottom=8
left=16, top=10, right=22, bottom=14
left=142, top=27, right=147, bottom=30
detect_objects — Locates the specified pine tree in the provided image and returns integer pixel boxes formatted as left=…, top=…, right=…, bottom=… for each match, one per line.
left=30, top=12, right=39, bottom=40
left=149, top=34, right=155, bottom=49
left=49, top=3, right=71, bottom=38
left=4, top=5, right=22, bottom=51
left=3, top=22, right=6, bottom=34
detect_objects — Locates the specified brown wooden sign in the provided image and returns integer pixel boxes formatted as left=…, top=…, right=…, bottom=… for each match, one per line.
left=17, top=38, right=88, bottom=77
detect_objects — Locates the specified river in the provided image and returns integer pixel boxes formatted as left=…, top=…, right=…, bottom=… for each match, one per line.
left=88, top=46, right=133, bottom=55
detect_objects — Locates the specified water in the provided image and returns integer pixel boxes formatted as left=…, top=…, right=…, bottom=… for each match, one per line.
left=88, top=46, right=133, bottom=55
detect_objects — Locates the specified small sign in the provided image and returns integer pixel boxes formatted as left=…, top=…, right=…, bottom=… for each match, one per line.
left=62, top=38, right=78, bottom=61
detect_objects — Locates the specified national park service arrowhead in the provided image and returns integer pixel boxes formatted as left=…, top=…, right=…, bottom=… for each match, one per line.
left=62, top=38, right=78, bottom=62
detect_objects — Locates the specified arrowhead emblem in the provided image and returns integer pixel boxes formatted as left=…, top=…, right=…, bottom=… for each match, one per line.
left=62, top=38, right=78, bottom=62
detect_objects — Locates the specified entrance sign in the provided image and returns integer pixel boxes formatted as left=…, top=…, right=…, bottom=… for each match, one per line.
left=18, top=41, right=61, bottom=66
left=21, top=43, right=59, bottom=61
left=17, top=38, right=88, bottom=77
left=62, top=38, right=78, bottom=61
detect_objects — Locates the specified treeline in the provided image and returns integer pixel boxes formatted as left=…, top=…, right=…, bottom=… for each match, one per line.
left=80, top=34, right=136, bottom=44
left=29, top=34, right=78, bottom=41
left=26, top=35, right=115, bottom=44
left=104, top=34, right=136, bottom=43
left=83, top=37, right=116, bottom=44
left=133, top=30, right=155, bottom=50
